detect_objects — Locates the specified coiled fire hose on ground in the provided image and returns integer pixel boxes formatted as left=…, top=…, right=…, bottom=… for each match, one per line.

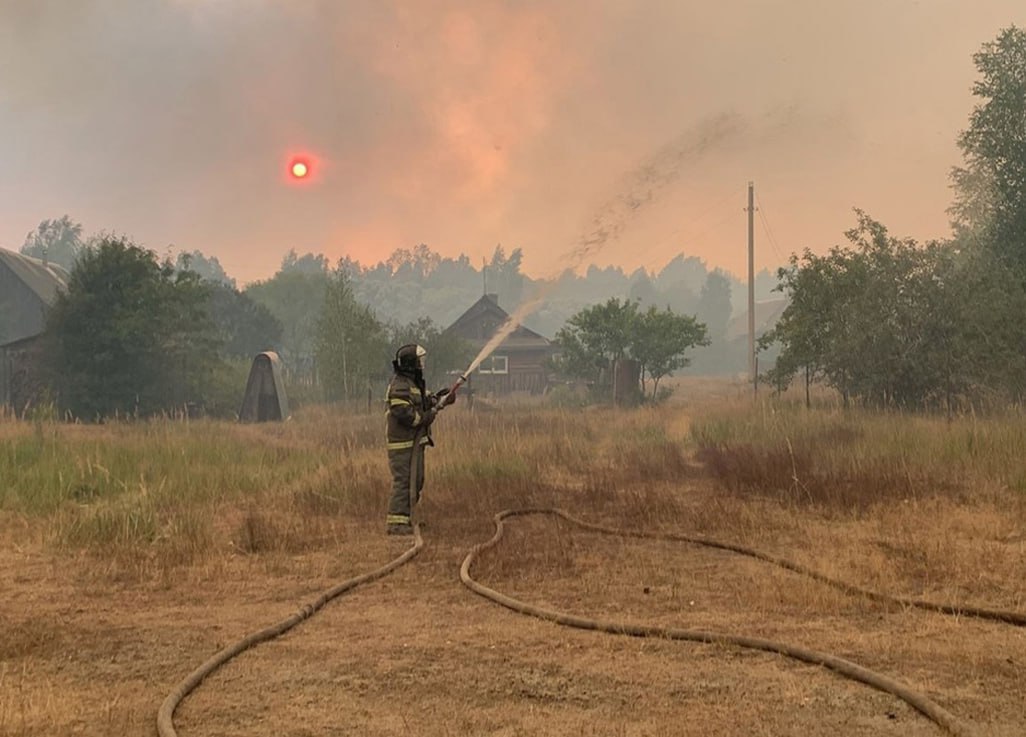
left=155, top=524, right=423, bottom=737
left=460, top=509, right=993, bottom=737
left=157, top=502, right=1020, bottom=736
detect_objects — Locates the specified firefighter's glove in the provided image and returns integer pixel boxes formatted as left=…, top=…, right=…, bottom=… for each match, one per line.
left=434, top=387, right=457, bottom=407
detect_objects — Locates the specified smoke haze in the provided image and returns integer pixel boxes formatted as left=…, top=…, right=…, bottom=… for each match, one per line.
left=2, top=1, right=1024, bottom=283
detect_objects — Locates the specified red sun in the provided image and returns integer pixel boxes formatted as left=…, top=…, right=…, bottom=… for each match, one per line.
left=289, top=157, right=310, bottom=179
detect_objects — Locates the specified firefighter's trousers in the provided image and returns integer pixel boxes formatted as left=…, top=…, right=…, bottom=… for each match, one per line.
left=386, top=446, right=425, bottom=527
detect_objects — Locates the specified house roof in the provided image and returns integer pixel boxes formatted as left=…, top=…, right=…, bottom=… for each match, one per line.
left=726, top=297, right=788, bottom=341
left=0, top=333, right=45, bottom=351
left=444, top=294, right=551, bottom=350
left=0, top=248, right=68, bottom=305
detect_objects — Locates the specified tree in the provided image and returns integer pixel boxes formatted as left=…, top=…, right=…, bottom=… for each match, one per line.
left=766, top=213, right=922, bottom=405
left=21, top=215, right=83, bottom=271
left=695, top=269, right=732, bottom=342
left=486, top=245, right=525, bottom=307
left=762, top=211, right=1026, bottom=408
left=950, top=26, right=1026, bottom=269
left=654, top=254, right=707, bottom=294
left=245, top=268, right=329, bottom=374
left=385, top=243, right=442, bottom=281
left=280, top=249, right=330, bottom=275
left=176, top=250, right=235, bottom=287
left=554, top=297, right=639, bottom=385
left=760, top=251, right=835, bottom=395
left=627, top=269, right=660, bottom=307
left=631, top=306, right=708, bottom=397
left=649, top=255, right=703, bottom=318
left=204, top=283, right=283, bottom=359
left=44, top=236, right=220, bottom=418
left=554, top=297, right=707, bottom=399
left=314, top=266, right=388, bottom=401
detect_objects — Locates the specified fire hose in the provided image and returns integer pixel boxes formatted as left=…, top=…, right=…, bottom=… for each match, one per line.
left=157, top=419, right=438, bottom=737
left=157, top=401, right=1017, bottom=737
left=460, top=509, right=993, bottom=737
left=513, top=510, right=1026, bottom=627
left=155, top=525, right=424, bottom=737
left=156, top=502, right=1017, bottom=737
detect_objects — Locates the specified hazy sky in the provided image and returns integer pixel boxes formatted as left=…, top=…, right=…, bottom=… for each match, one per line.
left=2, top=1, right=1024, bottom=285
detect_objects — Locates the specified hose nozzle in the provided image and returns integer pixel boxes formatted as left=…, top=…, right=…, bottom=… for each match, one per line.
left=437, top=374, right=469, bottom=410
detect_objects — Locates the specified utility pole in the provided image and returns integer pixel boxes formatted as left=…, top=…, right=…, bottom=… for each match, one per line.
left=747, top=181, right=756, bottom=388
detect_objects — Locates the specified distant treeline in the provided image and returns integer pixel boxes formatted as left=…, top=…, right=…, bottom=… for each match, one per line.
left=242, top=243, right=776, bottom=376
left=22, top=227, right=757, bottom=419
left=23, top=220, right=775, bottom=387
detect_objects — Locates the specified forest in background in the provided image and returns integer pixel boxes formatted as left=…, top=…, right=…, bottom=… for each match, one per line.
left=20, top=219, right=775, bottom=380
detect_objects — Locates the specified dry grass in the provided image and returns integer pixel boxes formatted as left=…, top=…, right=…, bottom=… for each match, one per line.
left=691, top=401, right=1026, bottom=510
left=1, top=391, right=1025, bottom=735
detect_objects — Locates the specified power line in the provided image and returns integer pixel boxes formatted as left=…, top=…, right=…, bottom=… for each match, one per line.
left=754, top=191, right=788, bottom=266
left=646, top=207, right=742, bottom=274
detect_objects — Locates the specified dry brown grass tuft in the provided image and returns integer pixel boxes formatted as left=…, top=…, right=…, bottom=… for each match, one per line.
left=232, top=506, right=290, bottom=554
left=689, top=403, right=989, bottom=513
left=0, top=618, right=66, bottom=660
left=695, top=441, right=962, bottom=511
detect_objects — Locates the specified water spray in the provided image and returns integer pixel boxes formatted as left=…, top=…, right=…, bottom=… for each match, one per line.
left=439, top=294, right=546, bottom=408
left=438, top=114, right=749, bottom=408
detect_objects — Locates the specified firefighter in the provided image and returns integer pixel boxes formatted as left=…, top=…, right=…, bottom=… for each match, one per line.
left=385, top=344, right=455, bottom=535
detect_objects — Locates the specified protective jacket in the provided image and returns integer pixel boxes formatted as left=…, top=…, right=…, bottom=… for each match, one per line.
left=386, top=371, right=436, bottom=450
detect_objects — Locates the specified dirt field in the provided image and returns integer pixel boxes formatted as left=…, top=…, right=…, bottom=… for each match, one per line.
left=2, top=399, right=1024, bottom=736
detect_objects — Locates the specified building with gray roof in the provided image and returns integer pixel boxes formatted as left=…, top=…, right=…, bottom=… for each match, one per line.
left=1, top=248, right=69, bottom=411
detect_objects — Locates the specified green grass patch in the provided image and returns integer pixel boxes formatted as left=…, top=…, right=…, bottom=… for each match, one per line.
left=0, top=419, right=329, bottom=516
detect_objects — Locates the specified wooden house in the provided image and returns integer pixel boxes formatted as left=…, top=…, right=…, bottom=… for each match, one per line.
left=444, top=294, right=554, bottom=395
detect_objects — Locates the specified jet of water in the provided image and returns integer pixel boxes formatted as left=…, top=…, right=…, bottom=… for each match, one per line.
left=459, top=113, right=747, bottom=379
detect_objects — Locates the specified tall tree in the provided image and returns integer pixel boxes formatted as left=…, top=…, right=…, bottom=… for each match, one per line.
left=20, top=215, right=83, bottom=271
left=280, top=249, right=330, bottom=275
left=44, top=236, right=220, bottom=418
left=204, top=283, right=283, bottom=359
left=486, top=244, right=525, bottom=307
left=950, top=26, right=1026, bottom=268
left=627, top=269, right=660, bottom=307
left=314, top=267, right=387, bottom=401
left=245, top=266, right=329, bottom=373
left=176, top=250, right=235, bottom=287
left=695, top=270, right=732, bottom=342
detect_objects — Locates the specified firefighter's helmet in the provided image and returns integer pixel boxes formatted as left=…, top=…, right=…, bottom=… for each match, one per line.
left=395, top=344, right=426, bottom=371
